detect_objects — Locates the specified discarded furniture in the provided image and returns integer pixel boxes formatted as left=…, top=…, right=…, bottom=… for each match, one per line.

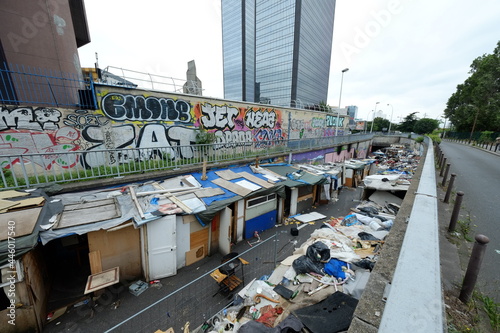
left=210, top=253, right=248, bottom=297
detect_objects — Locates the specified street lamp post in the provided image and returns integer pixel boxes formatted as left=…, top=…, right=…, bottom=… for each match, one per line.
left=335, top=68, right=349, bottom=136
left=370, top=102, right=380, bottom=133
left=364, top=110, right=374, bottom=133
left=387, top=103, right=394, bottom=133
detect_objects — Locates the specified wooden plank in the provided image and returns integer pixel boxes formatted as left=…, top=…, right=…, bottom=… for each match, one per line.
left=54, top=201, right=120, bottom=229
left=0, top=207, right=42, bottom=241
left=129, top=186, right=145, bottom=219
left=237, top=171, right=274, bottom=188
left=0, top=190, right=30, bottom=199
left=215, top=169, right=240, bottom=180
left=89, top=250, right=103, bottom=275
left=149, top=183, right=193, bottom=214
left=64, top=198, right=115, bottom=211
left=212, top=178, right=252, bottom=196
left=195, top=187, right=226, bottom=198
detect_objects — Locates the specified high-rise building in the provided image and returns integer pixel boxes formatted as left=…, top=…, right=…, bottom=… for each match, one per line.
left=347, top=105, right=358, bottom=127
left=221, top=0, right=336, bottom=107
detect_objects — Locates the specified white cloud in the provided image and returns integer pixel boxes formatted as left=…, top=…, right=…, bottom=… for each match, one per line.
left=78, top=0, right=500, bottom=121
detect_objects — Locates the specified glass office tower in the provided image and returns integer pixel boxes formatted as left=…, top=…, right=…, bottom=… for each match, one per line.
left=222, top=0, right=336, bottom=107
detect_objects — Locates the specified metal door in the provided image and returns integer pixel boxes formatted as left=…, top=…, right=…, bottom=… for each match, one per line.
left=219, top=207, right=232, bottom=255
left=146, top=215, right=177, bottom=279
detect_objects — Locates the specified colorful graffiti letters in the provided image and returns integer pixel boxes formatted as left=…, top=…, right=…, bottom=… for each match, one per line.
left=101, top=93, right=192, bottom=123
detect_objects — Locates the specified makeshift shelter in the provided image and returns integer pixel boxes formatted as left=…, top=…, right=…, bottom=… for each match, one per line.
left=0, top=189, right=62, bottom=333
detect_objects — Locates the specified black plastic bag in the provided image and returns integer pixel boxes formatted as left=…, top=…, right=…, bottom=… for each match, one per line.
left=358, top=206, right=379, bottom=215
left=292, top=255, right=325, bottom=275
left=353, top=259, right=375, bottom=271
left=358, top=232, right=380, bottom=241
left=306, top=241, right=330, bottom=262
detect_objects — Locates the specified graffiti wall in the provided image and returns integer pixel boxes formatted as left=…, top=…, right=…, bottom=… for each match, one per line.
left=0, top=85, right=348, bottom=171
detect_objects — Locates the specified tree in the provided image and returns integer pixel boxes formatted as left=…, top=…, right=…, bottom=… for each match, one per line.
left=445, top=41, right=500, bottom=132
left=398, top=112, right=419, bottom=132
left=413, top=118, right=439, bottom=134
left=370, top=117, right=390, bottom=132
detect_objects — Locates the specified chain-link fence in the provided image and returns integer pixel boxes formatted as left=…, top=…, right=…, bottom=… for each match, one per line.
left=104, top=232, right=294, bottom=333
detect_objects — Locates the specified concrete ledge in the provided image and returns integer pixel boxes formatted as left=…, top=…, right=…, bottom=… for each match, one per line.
left=348, top=140, right=427, bottom=332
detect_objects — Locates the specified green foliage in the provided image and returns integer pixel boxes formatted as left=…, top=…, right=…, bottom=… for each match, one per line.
left=478, top=131, right=494, bottom=143
left=475, top=293, right=500, bottom=331
left=195, top=130, right=216, bottom=144
left=398, top=112, right=419, bottom=132
left=413, top=118, right=440, bottom=134
left=427, top=134, right=441, bottom=144
left=415, top=136, right=425, bottom=143
left=370, top=117, right=391, bottom=131
left=445, top=41, right=500, bottom=132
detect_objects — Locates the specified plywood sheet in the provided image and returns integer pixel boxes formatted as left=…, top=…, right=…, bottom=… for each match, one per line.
left=84, top=267, right=120, bottom=294
left=212, top=178, right=252, bottom=197
left=190, top=228, right=209, bottom=251
left=195, top=187, right=226, bottom=198
left=0, top=207, right=42, bottom=240
left=294, top=212, right=326, bottom=223
left=54, top=198, right=120, bottom=229
left=89, top=250, right=103, bottom=275
left=185, top=245, right=206, bottom=265
left=87, top=225, right=141, bottom=279
left=235, top=179, right=261, bottom=191
left=215, top=169, right=240, bottom=180
left=237, top=171, right=274, bottom=188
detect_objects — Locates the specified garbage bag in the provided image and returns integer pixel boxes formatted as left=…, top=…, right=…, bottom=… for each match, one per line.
left=358, top=232, right=380, bottom=241
left=358, top=206, right=379, bottom=215
left=324, top=258, right=348, bottom=279
left=341, top=214, right=361, bottom=226
left=353, top=259, right=375, bottom=271
left=306, top=241, right=331, bottom=262
left=292, top=255, right=325, bottom=275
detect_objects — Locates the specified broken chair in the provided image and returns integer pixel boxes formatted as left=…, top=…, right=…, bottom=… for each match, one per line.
left=210, top=252, right=249, bottom=297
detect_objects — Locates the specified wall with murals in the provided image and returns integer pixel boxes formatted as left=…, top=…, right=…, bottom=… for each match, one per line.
left=0, top=85, right=352, bottom=172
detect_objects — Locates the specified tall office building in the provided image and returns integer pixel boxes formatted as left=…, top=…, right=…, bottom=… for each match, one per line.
left=222, top=0, right=336, bottom=107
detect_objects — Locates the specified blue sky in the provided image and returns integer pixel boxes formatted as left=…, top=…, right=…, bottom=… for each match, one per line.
left=78, top=0, right=500, bottom=124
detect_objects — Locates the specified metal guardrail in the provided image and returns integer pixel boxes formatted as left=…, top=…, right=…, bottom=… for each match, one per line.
left=0, top=134, right=373, bottom=190
left=0, top=62, right=96, bottom=108
left=379, top=136, right=444, bottom=332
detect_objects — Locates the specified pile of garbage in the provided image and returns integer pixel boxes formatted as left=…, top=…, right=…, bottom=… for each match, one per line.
left=197, top=217, right=391, bottom=333
left=371, top=145, right=420, bottom=183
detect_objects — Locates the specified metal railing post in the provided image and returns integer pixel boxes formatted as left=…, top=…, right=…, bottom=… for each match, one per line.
left=459, top=234, right=490, bottom=303
left=439, top=157, right=447, bottom=176
left=443, top=173, right=456, bottom=204
left=448, top=191, right=464, bottom=232
left=441, top=163, right=451, bottom=186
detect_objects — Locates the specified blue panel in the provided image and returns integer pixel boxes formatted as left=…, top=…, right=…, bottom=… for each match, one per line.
left=244, top=210, right=277, bottom=239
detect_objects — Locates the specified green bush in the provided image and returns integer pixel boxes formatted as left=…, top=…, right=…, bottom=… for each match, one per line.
left=428, top=134, right=442, bottom=144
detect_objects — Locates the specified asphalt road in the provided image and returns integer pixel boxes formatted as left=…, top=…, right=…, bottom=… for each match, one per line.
left=439, top=141, right=499, bottom=302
